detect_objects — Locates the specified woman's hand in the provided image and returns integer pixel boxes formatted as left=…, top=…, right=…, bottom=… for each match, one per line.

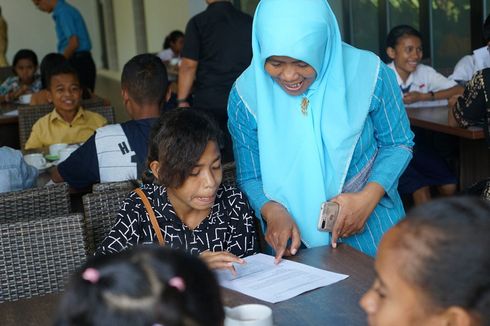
left=330, top=182, right=385, bottom=248
left=261, top=201, right=301, bottom=264
left=200, top=250, right=244, bottom=275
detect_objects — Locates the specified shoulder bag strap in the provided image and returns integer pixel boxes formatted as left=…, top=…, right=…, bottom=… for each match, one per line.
left=134, top=188, right=165, bottom=246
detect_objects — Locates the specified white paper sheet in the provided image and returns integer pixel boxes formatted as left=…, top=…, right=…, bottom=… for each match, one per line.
left=216, top=253, right=348, bottom=303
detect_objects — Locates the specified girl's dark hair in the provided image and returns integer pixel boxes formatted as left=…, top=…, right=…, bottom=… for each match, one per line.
left=55, top=246, right=224, bottom=326
left=142, top=108, right=223, bottom=186
left=163, top=30, right=184, bottom=50
left=12, top=49, right=38, bottom=68
left=40, top=53, right=66, bottom=89
left=393, top=197, right=490, bottom=323
left=386, top=25, right=423, bottom=49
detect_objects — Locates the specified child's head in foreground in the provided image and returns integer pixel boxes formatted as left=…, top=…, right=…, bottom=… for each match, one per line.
left=55, top=245, right=224, bottom=326
left=361, top=197, right=490, bottom=326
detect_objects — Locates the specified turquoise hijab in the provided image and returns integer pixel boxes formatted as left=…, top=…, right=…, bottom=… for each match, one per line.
left=235, top=0, right=380, bottom=247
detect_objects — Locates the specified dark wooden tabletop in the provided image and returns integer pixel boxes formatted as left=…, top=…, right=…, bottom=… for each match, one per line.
left=0, top=245, right=373, bottom=326
left=222, top=244, right=374, bottom=326
left=406, top=106, right=484, bottom=139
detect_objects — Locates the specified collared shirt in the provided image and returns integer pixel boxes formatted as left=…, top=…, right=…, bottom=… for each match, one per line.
left=182, top=1, right=252, bottom=109
left=0, top=75, right=42, bottom=96
left=0, top=147, right=38, bottom=193
left=25, top=107, right=106, bottom=150
left=96, top=183, right=258, bottom=257
left=387, top=62, right=456, bottom=108
left=450, top=46, right=490, bottom=83
left=52, top=0, right=91, bottom=53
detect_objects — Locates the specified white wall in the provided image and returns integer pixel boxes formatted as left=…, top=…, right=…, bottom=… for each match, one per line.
left=1, top=0, right=101, bottom=67
left=113, top=0, right=137, bottom=70
left=144, top=0, right=189, bottom=54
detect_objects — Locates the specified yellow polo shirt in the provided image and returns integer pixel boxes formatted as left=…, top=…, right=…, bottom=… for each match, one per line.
left=25, top=107, right=107, bottom=150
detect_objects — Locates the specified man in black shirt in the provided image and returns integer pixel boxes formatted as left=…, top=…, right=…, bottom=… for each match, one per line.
left=178, top=0, right=252, bottom=163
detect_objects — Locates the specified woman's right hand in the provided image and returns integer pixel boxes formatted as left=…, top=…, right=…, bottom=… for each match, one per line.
left=199, top=250, right=244, bottom=275
left=261, top=201, right=301, bottom=264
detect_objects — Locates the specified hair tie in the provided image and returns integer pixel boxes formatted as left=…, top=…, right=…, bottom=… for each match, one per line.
left=82, top=267, right=100, bottom=284
left=168, top=277, right=185, bottom=292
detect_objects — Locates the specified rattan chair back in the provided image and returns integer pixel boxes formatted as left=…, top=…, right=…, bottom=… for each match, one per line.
left=0, top=183, right=70, bottom=221
left=82, top=188, right=131, bottom=254
left=92, top=180, right=135, bottom=193
left=18, top=104, right=115, bottom=149
left=0, top=213, right=87, bottom=302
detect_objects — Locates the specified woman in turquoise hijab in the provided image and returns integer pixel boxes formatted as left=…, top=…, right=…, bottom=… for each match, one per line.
left=228, top=0, right=414, bottom=259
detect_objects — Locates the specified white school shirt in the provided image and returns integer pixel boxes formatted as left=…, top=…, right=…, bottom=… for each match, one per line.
left=387, top=62, right=456, bottom=108
left=449, top=46, right=490, bottom=83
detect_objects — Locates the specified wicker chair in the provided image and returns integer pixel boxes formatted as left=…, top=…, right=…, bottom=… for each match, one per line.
left=222, top=161, right=237, bottom=187
left=82, top=188, right=131, bottom=254
left=18, top=104, right=115, bottom=149
left=0, top=213, right=87, bottom=302
left=92, top=180, right=135, bottom=193
left=0, top=183, right=70, bottom=221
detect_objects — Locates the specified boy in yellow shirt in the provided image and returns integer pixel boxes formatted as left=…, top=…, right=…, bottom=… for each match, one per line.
left=25, top=63, right=106, bottom=150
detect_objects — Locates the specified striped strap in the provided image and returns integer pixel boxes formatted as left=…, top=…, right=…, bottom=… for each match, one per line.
left=134, top=188, right=165, bottom=246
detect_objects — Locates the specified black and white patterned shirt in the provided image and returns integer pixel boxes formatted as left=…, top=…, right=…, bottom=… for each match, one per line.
left=96, top=183, right=258, bottom=257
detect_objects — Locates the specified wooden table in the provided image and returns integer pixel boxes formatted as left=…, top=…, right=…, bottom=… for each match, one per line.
left=0, top=103, right=20, bottom=149
left=0, top=245, right=373, bottom=326
left=222, top=245, right=374, bottom=325
left=407, top=106, right=489, bottom=189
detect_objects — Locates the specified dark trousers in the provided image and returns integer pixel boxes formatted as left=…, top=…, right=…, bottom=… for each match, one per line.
left=68, top=51, right=96, bottom=96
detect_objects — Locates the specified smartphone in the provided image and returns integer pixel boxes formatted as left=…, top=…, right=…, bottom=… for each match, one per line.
left=317, top=201, right=340, bottom=232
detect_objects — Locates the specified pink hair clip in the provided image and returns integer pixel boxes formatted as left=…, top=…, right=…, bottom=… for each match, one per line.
left=168, top=276, right=185, bottom=292
left=82, top=267, right=100, bottom=284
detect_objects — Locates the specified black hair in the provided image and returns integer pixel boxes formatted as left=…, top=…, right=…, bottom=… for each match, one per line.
left=163, top=30, right=184, bottom=50
left=142, top=108, right=223, bottom=187
left=55, top=246, right=224, bottom=326
left=46, top=62, right=79, bottom=89
left=40, top=53, right=66, bottom=89
left=12, top=49, right=38, bottom=68
left=386, top=25, right=423, bottom=49
left=121, top=54, right=169, bottom=107
left=393, top=197, right=490, bottom=323
left=483, top=14, right=490, bottom=44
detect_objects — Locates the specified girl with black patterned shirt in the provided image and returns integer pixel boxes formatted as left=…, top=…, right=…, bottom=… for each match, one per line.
left=97, top=109, right=258, bottom=274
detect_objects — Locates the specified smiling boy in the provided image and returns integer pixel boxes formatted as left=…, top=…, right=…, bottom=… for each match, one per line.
left=24, top=63, right=106, bottom=150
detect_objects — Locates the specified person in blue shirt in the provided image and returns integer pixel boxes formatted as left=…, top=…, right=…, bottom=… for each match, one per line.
left=51, top=54, right=170, bottom=190
left=227, top=0, right=414, bottom=259
left=0, top=147, right=38, bottom=193
left=33, top=0, right=96, bottom=97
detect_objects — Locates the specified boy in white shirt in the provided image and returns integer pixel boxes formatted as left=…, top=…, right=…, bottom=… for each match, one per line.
left=450, top=15, right=490, bottom=84
left=386, top=25, right=459, bottom=205
left=386, top=25, right=463, bottom=108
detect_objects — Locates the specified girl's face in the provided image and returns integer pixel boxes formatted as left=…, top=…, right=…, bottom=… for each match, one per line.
left=166, top=141, right=222, bottom=217
left=171, top=37, right=184, bottom=55
left=15, top=58, right=37, bottom=85
left=360, top=227, right=447, bottom=326
left=387, top=35, right=423, bottom=81
left=264, top=56, right=316, bottom=96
